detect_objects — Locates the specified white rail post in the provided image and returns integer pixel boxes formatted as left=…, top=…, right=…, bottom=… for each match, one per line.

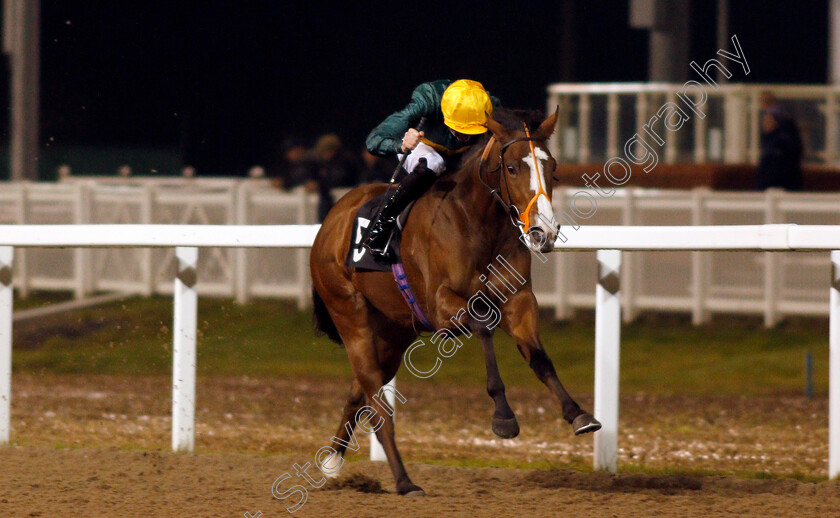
left=764, top=190, right=781, bottom=328
left=594, top=249, right=621, bottom=472
left=621, top=189, right=638, bottom=323
left=553, top=188, right=571, bottom=320
left=723, top=88, right=748, bottom=163
left=547, top=92, right=562, bottom=161
left=691, top=188, right=710, bottom=325
left=16, top=184, right=28, bottom=298
left=606, top=93, right=620, bottom=158
left=297, top=190, right=312, bottom=310
left=172, top=246, right=198, bottom=452
left=693, top=95, right=708, bottom=162
left=73, top=183, right=91, bottom=299
left=634, top=92, right=648, bottom=152
left=226, top=185, right=237, bottom=297
left=370, top=378, right=396, bottom=462
left=578, top=93, right=591, bottom=164
left=826, top=92, right=838, bottom=165
left=235, top=182, right=250, bottom=304
left=748, top=90, right=761, bottom=164
left=0, top=246, right=13, bottom=444
left=665, top=92, right=678, bottom=164
left=140, top=185, right=154, bottom=296
left=830, top=250, right=840, bottom=478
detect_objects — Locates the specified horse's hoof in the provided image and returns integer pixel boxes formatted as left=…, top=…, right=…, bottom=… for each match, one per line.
left=572, top=413, right=602, bottom=435
left=492, top=416, right=520, bottom=439
left=321, top=452, right=343, bottom=479
left=397, top=483, right=425, bottom=497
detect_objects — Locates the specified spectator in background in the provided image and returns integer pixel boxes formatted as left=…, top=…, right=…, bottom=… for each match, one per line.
left=248, top=165, right=266, bottom=178
left=57, top=164, right=72, bottom=181
left=310, top=134, right=359, bottom=221
left=269, top=137, right=313, bottom=190
left=757, top=91, right=803, bottom=191
left=358, top=147, right=397, bottom=184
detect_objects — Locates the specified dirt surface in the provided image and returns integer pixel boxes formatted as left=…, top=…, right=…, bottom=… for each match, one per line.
left=2, top=447, right=840, bottom=518
left=2, top=374, right=839, bottom=517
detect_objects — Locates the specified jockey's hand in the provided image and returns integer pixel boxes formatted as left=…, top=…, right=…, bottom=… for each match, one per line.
left=401, top=129, right=425, bottom=153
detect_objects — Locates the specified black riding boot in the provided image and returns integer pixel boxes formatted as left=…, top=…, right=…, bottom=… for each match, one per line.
left=363, top=159, right=438, bottom=258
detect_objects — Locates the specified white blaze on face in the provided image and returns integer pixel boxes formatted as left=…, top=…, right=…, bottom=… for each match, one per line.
left=522, top=147, right=558, bottom=234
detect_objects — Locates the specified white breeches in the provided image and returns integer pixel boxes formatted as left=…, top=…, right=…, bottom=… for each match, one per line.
left=399, top=142, right=446, bottom=176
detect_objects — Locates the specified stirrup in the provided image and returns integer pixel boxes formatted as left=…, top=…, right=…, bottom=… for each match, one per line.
left=364, top=238, right=396, bottom=260
left=363, top=216, right=396, bottom=256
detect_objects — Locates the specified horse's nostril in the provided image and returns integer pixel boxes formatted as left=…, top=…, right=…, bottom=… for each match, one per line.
left=528, top=227, right=547, bottom=245
left=527, top=226, right=556, bottom=253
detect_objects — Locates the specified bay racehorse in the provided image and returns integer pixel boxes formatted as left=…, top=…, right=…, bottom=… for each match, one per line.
left=309, top=107, right=600, bottom=496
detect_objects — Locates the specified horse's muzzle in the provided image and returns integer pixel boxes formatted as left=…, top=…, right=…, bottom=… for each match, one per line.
left=526, top=226, right=555, bottom=253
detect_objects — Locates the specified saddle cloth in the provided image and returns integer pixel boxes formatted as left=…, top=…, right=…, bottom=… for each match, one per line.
left=345, top=192, right=411, bottom=272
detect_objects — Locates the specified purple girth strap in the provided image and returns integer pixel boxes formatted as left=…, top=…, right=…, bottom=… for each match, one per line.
left=391, top=262, right=435, bottom=331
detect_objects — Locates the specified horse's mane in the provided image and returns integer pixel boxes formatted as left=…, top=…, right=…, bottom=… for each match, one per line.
left=458, top=107, right=546, bottom=174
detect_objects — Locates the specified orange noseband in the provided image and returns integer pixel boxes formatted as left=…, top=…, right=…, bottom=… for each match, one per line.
left=519, top=123, right=549, bottom=232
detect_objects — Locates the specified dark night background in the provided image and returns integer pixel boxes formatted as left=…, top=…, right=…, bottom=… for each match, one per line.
left=1, top=0, right=831, bottom=175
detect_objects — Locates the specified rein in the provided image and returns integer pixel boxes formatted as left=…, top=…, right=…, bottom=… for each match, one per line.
left=475, top=123, right=547, bottom=236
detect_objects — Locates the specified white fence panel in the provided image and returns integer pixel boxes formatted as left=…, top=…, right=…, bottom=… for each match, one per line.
left=4, top=180, right=840, bottom=325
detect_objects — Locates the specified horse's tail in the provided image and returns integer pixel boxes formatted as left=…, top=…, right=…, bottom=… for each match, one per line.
left=312, top=288, right=343, bottom=346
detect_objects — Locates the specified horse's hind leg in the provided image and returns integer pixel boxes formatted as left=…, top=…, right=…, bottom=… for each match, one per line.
left=326, top=300, right=423, bottom=496
left=501, top=291, right=601, bottom=435
left=322, top=380, right=365, bottom=478
left=349, top=344, right=424, bottom=496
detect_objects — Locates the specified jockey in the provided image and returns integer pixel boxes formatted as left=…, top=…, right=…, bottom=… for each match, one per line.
left=362, top=79, right=500, bottom=258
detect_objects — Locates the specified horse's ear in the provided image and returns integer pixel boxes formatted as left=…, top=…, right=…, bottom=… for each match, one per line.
left=536, top=106, right=560, bottom=140
left=483, top=112, right=508, bottom=140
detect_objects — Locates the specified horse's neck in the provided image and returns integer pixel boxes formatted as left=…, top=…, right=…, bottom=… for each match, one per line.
left=440, top=159, right=523, bottom=256
left=445, top=159, right=493, bottom=221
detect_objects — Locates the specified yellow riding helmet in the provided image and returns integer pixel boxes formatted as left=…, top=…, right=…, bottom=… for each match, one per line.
left=441, top=79, right=493, bottom=135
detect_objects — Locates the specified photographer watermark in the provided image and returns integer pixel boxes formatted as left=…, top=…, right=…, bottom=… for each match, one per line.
left=269, top=382, right=406, bottom=513
left=537, top=34, right=750, bottom=246
left=266, top=251, right=529, bottom=514
left=256, top=34, right=752, bottom=515
left=402, top=253, right=527, bottom=378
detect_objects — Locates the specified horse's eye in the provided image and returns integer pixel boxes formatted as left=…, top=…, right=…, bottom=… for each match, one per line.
left=506, top=165, right=516, bottom=175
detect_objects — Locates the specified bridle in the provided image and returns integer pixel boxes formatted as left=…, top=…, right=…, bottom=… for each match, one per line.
left=476, top=122, right=552, bottom=237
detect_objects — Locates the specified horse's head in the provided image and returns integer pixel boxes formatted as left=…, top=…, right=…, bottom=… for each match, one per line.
left=481, top=108, right=560, bottom=253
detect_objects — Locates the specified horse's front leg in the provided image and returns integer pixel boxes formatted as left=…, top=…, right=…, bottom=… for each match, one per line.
left=434, top=286, right=518, bottom=438
left=476, top=328, right=519, bottom=438
left=500, top=290, right=601, bottom=435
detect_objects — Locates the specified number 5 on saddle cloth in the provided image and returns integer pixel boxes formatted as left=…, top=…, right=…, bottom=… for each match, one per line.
left=345, top=192, right=415, bottom=272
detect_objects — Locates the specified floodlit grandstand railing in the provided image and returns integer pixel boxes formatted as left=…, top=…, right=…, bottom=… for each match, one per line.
left=545, top=82, right=840, bottom=166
